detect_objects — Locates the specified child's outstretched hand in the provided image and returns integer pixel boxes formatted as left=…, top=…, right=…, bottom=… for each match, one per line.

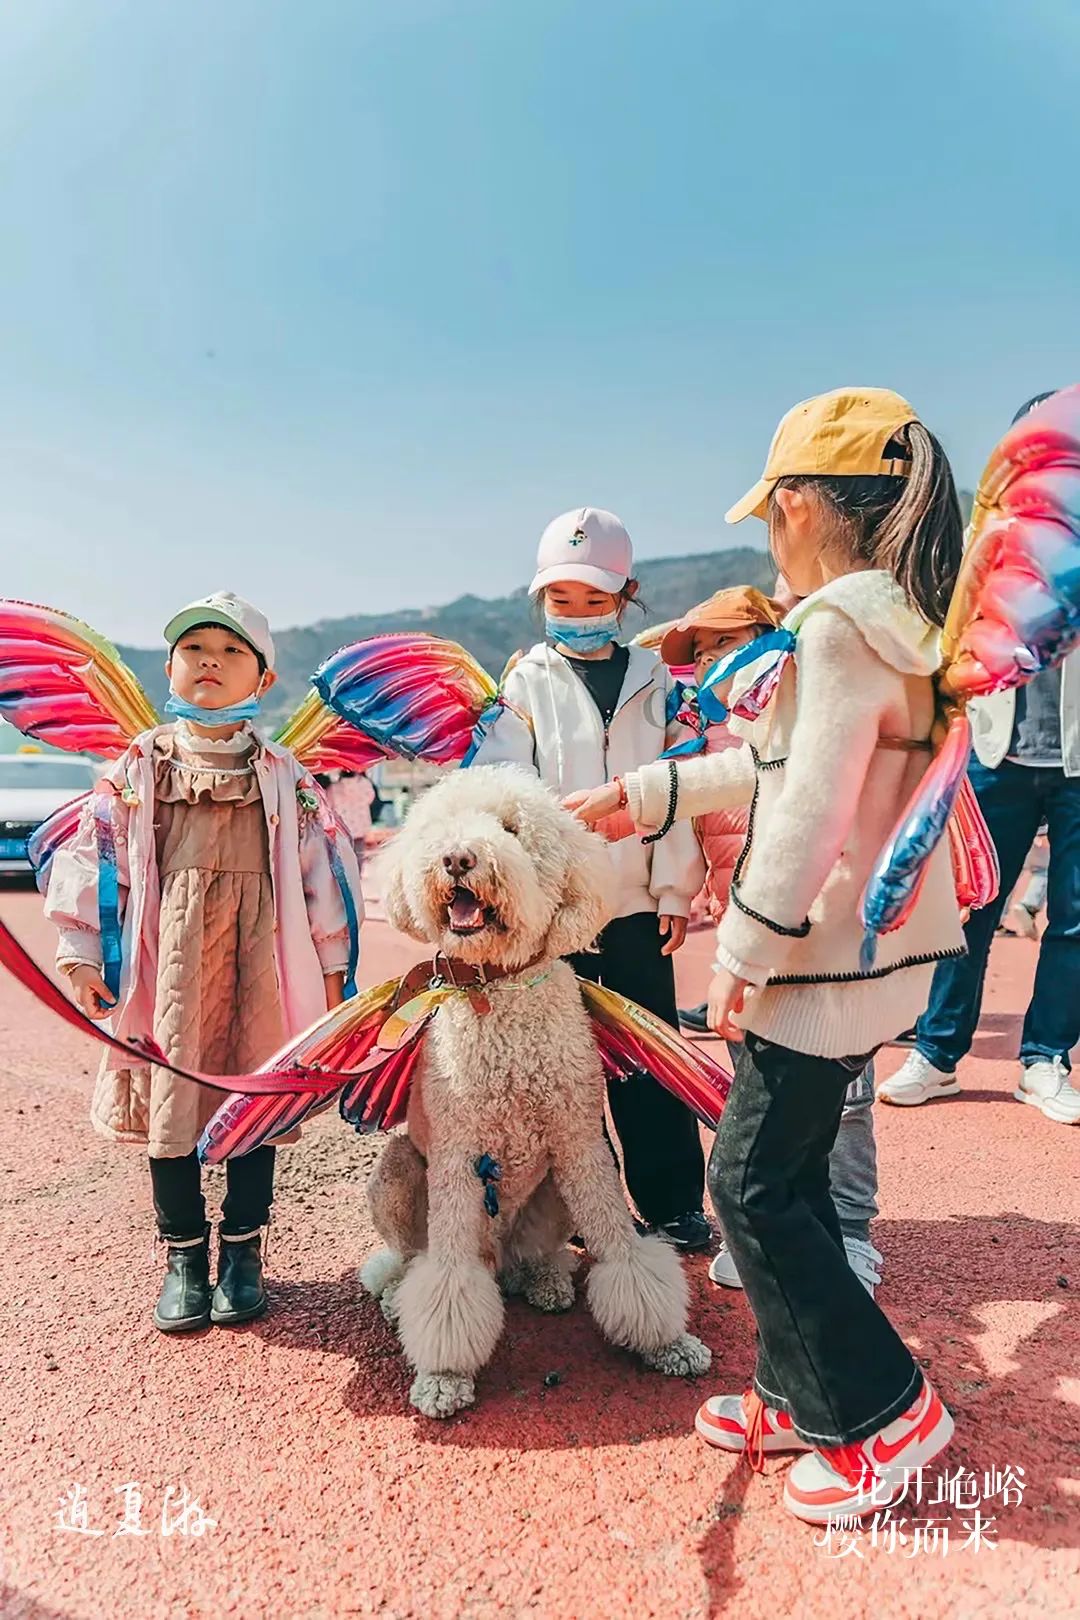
left=658, top=914, right=687, bottom=956
left=707, top=969, right=750, bottom=1041
left=563, top=783, right=622, bottom=826
left=67, top=965, right=116, bottom=1020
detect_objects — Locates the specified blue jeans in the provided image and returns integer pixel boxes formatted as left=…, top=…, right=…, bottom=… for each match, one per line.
left=917, top=759, right=1080, bottom=1071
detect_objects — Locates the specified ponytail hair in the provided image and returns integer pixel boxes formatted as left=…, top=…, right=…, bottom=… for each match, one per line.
left=771, top=422, right=964, bottom=627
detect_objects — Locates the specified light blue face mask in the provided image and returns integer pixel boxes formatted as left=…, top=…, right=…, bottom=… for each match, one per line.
left=164, top=690, right=263, bottom=726
left=545, top=611, right=621, bottom=654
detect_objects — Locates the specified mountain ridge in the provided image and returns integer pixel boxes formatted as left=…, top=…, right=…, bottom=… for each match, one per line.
left=118, top=544, right=778, bottom=722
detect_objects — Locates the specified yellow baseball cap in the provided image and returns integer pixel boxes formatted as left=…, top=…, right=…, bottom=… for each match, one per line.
left=725, top=387, right=919, bottom=524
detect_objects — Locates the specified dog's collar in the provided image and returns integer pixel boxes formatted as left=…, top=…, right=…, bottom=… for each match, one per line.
left=381, top=950, right=554, bottom=1043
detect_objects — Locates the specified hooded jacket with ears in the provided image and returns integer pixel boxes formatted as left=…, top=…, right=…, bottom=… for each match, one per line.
left=626, top=572, right=965, bottom=1058
left=470, top=641, right=705, bottom=921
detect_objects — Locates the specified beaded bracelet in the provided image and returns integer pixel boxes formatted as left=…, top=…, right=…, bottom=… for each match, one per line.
left=642, top=760, right=679, bottom=846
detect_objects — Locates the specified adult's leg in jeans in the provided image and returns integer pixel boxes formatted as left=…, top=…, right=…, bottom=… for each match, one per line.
left=221, top=1146, right=277, bottom=1234
left=709, top=1037, right=920, bottom=1445
left=149, top=1152, right=206, bottom=1240
left=591, top=913, right=706, bottom=1226
left=1021, top=771, right=1080, bottom=1064
left=917, top=760, right=1042, bottom=1073
left=829, top=1064, right=878, bottom=1245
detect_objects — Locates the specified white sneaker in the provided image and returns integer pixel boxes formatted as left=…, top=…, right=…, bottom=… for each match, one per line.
left=878, top=1050, right=960, bottom=1107
left=708, top=1237, right=883, bottom=1295
left=1015, top=1057, right=1080, bottom=1125
left=708, top=1243, right=744, bottom=1289
left=843, top=1236, right=883, bottom=1297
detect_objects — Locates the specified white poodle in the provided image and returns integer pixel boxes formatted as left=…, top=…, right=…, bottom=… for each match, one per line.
left=360, top=764, right=711, bottom=1418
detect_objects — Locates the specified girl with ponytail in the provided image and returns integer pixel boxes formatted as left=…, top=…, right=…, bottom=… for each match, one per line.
left=566, top=389, right=965, bottom=1526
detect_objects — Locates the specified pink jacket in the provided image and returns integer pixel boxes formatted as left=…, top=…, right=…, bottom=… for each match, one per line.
left=44, top=727, right=363, bottom=1077
left=694, top=728, right=749, bottom=922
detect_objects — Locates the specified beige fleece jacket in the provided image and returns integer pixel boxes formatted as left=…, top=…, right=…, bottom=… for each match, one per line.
left=626, top=572, right=965, bottom=1058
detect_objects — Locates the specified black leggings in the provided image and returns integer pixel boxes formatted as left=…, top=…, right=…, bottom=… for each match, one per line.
left=570, top=910, right=705, bottom=1226
left=149, top=1147, right=276, bottom=1240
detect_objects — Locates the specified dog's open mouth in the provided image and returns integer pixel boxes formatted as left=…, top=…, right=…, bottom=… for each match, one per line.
left=446, top=886, right=501, bottom=936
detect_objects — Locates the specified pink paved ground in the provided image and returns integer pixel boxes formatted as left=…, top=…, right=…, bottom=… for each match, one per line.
left=0, top=886, right=1076, bottom=1619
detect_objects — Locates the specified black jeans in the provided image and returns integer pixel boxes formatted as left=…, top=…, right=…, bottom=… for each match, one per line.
left=570, top=911, right=705, bottom=1226
left=708, top=1035, right=922, bottom=1447
left=149, top=1147, right=276, bottom=1241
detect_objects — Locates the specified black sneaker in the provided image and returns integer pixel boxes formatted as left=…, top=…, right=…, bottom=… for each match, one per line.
left=678, top=1004, right=710, bottom=1034
left=653, top=1210, right=713, bottom=1252
left=891, top=1027, right=919, bottom=1047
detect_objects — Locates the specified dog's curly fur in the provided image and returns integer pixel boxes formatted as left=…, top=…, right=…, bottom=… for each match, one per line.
left=360, top=765, right=711, bottom=1418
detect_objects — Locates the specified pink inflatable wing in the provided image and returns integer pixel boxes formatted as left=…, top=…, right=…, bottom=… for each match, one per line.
left=941, top=385, right=1080, bottom=701
left=859, top=712, right=972, bottom=970
left=948, top=774, right=1000, bottom=914
left=580, top=980, right=732, bottom=1129
left=861, top=387, right=1080, bottom=965
left=198, top=977, right=403, bottom=1163
left=0, top=601, right=158, bottom=757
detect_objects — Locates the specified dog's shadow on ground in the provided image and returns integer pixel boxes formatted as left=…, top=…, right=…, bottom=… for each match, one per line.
left=254, top=1254, right=748, bottom=1453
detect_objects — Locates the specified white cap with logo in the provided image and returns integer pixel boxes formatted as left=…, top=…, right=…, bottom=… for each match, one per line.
left=163, top=592, right=276, bottom=670
left=529, top=507, right=634, bottom=595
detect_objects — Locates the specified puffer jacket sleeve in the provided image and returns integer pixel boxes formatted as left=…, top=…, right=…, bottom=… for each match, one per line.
left=45, top=766, right=133, bottom=972
left=298, top=793, right=364, bottom=976
left=467, top=664, right=539, bottom=775
left=646, top=668, right=705, bottom=917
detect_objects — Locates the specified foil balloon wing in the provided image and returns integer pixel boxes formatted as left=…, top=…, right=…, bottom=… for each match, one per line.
left=198, top=969, right=733, bottom=1164
left=579, top=981, right=732, bottom=1128
left=940, top=384, right=1080, bottom=700
left=859, top=385, right=1080, bottom=964
left=0, top=601, right=159, bottom=757
left=275, top=633, right=506, bottom=773
left=198, top=976, right=406, bottom=1163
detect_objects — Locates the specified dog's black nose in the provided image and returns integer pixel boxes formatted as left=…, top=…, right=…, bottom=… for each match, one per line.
left=442, top=849, right=477, bottom=878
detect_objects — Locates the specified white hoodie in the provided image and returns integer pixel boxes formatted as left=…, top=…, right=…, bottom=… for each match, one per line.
left=627, top=572, right=965, bottom=1057
left=471, top=640, right=705, bottom=921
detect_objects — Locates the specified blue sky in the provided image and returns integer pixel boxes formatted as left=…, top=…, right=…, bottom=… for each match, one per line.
left=0, top=0, right=1077, bottom=644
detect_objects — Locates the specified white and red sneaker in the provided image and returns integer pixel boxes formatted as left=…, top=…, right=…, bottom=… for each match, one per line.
left=696, top=1390, right=812, bottom=1467
left=783, top=1379, right=954, bottom=1524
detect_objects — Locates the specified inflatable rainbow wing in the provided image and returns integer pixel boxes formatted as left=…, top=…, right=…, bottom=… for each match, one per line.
left=0, top=601, right=159, bottom=757
left=275, top=689, right=392, bottom=775
left=941, top=385, right=1080, bottom=699
left=860, top=386, right=1080, bottom=963
left=580, top=980, right=732, bottom=1128
left=310, top=633, right=503, bottom=769
left=198, top=976, right=403, bottom=1162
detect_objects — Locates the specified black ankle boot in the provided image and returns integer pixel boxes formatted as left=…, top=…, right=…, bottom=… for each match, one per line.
left=153, top=1225, right=211, bottom=1333
left=211, top=1229, right=267, bottom=1325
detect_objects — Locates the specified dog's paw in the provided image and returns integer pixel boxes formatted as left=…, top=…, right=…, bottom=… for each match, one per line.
left=379, top=1280, right=402, bottom=1324
left=523, top=1264, right=576, bottom=1314
left=642, top=1332, right=712, bottom=1378
left=359, top=1248, right=405, bottom=1301
left=410, top=1371, right=476, bottom=1419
